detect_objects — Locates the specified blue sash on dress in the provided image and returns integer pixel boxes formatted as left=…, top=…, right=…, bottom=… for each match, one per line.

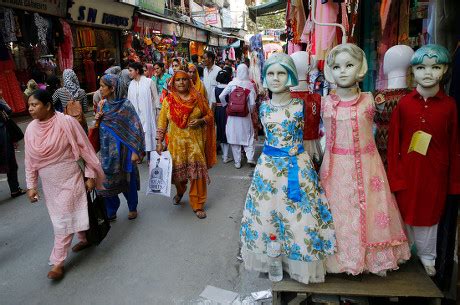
left=262, top=144, right=304, bottom=202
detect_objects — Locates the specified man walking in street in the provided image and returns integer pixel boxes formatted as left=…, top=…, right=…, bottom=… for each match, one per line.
left=203, top=51, right=221, bottom=108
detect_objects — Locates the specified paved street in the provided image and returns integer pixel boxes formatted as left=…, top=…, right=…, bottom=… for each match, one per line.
left=0, top=118, right=270, bottom=305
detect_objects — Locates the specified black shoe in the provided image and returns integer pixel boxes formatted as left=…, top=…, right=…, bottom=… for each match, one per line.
left=107, top=215, right=117, bottom=222
left=11, top=188, right=26, bottom=198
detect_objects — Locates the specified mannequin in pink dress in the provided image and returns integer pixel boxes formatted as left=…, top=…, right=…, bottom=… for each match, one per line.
left=320, top=43, right=410, bottom=276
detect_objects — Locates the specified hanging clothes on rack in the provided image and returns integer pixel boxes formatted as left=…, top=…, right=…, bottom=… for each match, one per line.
left=57, top=19, right=73, bottom=71
left=314, top=0, right=339, bottom=60
left=0, top=39, right=25, bottom=113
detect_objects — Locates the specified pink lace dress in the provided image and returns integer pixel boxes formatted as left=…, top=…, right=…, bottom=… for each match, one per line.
left=320, top=92, right=410, bottom=275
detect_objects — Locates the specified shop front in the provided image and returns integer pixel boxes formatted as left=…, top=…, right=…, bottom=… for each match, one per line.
left=129, top=11, right=178, bottom=70
left=0, top=0, right=67, bottom=113
left=67, top=0, right=134, bottom=92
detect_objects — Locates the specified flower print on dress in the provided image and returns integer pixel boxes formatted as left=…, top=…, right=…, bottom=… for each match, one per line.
left=364, top=103, right=375, bottom=120
left=240, top=97, right=336, bottom=284
left=375, top=211, right=390, bottom=229
left=270, top=210, right=294, bottom=243
left=363, top=142, right=377, bottom=155
left=287, top=243, right=303, bottom=261
left=240, top=219, right=259, bottom=250
left=317, top=201, right=333, bottom=224
left=370, top=176, right=384, bottom=192
left=245, top=195, right=260, bottom=217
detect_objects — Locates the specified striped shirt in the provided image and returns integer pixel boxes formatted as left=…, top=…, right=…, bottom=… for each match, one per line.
left=52, top=88, right=88, bottom=112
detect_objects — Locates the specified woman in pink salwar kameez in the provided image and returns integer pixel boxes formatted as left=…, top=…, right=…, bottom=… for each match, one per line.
left=25, top=90, right=104, bottom=280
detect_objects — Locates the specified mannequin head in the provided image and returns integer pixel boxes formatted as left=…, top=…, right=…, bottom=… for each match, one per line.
left=263, top=53, right=298, bottom=92
left=324, top=43, right=368, bottom=88
left=383, top=45, right=414, bottom=75
left=411, top=44, right=450, bottom=89
left=384, top=45, right=414, bottom=89
left=290, top=51, right=310, bottom=91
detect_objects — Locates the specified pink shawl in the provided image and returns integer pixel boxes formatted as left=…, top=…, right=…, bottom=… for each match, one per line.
left=25, top=112, right=105, bottom=189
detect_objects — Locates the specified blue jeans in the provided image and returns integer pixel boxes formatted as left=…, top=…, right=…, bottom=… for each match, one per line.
left=104, top=171, right=138, bottom=217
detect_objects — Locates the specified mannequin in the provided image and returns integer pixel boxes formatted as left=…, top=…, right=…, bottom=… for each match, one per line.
left=320, top=43, right=410, bottom=276
left=240, top=53, right=335, bottom=285
left=374, top=45, right=414, bottom=168
left=387, top=44, right=460, bottom=276
left=290, top=51, right=322, bottom=169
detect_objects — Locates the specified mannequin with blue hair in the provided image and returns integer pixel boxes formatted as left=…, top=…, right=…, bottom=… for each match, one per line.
left=320, top=43, right=410, bottom=276
left=388, top=44, right=460, bottom=277
left=239, top=53, right=336, bottom=284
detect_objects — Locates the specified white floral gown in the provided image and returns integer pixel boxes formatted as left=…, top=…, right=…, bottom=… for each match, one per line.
left=240, top=98, right=336, bottom=284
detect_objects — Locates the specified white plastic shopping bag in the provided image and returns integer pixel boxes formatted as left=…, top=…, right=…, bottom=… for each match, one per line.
left=146, top=151, right=172, bottom=197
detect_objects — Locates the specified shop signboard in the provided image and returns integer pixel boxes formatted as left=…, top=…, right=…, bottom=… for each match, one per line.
left=208, top=35, right=219, bottom=46
left=0, top=0, right=66, bottom=17
left=221, top=8, right=232, bottom=28
left=219, top=37, right=227, bottom=47
left=205, top=7, right=218, bottom=25
left=139, top=0, right=164, bottom=15
left=68, top=0, right=134, bottom=29
left=136, top=17, right=162, bottom=33
left=182, top=25, right=196, bottom=40
left=196, top=29, right=207, bottom=43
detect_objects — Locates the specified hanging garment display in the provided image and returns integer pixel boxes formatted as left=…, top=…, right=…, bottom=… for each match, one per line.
left=34, top=13, right=48, bottom=54
left=57, top=19, right=73, bottom=71
left=0, top=8, right=17, bottom=43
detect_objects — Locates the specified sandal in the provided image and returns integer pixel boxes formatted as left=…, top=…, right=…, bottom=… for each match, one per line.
left=173, top=194, right=183, bottom=205
left=194, top=209, right=207, bottom=219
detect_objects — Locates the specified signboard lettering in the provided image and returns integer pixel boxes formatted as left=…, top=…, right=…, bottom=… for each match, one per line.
left=0, top=0, right=66, bottom=17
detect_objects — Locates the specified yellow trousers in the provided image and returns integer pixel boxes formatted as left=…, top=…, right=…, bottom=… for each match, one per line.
left=174, top=178, right=207, bottom=211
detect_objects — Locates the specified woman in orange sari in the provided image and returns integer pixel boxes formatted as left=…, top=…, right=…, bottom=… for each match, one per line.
left=156, top=71, right=216, bottom=219
left=187, top=63, right=207, bottom=100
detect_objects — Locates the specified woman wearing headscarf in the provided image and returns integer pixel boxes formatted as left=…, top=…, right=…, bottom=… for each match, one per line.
left=218, top=64, right=257, bottom=169
left=95, top=74, right=145, bottom=221
left=25, top=89, right=105, bottom=280
left=155, top=70, right=216, bottom=219
left=52, top=69, right=88, bottom=112
left=187, top=63, right=207, bottom=100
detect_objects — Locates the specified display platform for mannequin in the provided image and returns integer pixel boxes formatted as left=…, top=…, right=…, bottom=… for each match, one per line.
left=374, top=45, right=414, bottom=168
left=290, top=51, right=322, bottom=168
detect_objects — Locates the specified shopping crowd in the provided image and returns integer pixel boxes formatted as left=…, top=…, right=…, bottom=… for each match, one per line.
left=2, top=43, right=458, bottom=296
left=1, top=50, right=261, bottom=280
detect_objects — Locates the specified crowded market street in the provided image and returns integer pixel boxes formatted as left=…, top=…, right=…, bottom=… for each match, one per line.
left=0, top=117, right=270, bottom=304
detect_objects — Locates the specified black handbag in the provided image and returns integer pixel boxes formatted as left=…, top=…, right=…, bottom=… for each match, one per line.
left=6, top=119, right=23, bottom=143
left=86, top=191, right=110, bottom=245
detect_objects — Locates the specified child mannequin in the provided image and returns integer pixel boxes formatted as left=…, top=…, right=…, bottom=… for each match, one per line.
left=240, top=53, right=335, bottom=284
left=290, top=51, right=322, bottom=169
left=320, top=44, right=410, bottom=276
left=373, top=45, right=414, bottom=168
left=387, top=44, right=460, bottom=276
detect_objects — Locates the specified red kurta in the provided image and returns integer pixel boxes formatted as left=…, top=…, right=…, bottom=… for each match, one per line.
left=387, top=89, right=460, bottom=226
left=290, top=91, right=321, bottom=140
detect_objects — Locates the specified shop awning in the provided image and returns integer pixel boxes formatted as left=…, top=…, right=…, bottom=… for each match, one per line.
left=138, top=11, right=178, bottom=24
left=248, top=0, right=286, bottom=23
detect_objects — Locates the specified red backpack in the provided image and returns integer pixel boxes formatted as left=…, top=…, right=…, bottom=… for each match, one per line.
left=227, top=86, right=250, bottom=117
